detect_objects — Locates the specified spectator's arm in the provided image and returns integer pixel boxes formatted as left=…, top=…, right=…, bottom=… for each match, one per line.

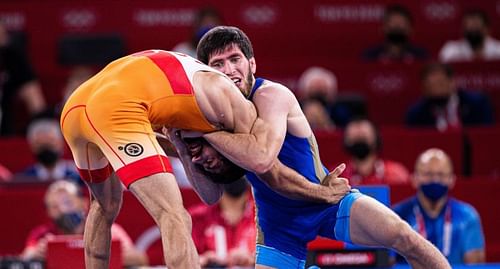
left=462, top=207, right=486, bottom=264
left=464, top=249, right=485, bottom=264
left=18, top=81, right=46, bottom=115
left=0, top=164, right=12, bottom=181
left=20, top=233, right=54, bottom=261
left=111, top=224, right=148, bottom=266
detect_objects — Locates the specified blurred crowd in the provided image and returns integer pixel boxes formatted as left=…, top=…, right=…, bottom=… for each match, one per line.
left=0, top=2, right=496, bottom=268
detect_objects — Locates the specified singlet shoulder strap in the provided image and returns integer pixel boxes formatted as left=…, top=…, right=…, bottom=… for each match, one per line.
left=248, top=77, right=265, bottom=100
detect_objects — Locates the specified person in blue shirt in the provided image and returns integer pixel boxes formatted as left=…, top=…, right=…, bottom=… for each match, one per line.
left=167, top=26, right=450, bottom=269
left=20, top=118, right=82, bottom=185
left=393, top=148, right=485, bottom=264
left=405, top=63, right=494, bottom=131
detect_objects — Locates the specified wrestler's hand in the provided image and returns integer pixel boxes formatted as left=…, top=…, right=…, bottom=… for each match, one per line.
left=162, top=127, right=177, bottom=142
left=164, top=128, right=188, bottom=155
left=321, top=163, right=351, bottom=204
left=155, top=127, right=180, bottom=157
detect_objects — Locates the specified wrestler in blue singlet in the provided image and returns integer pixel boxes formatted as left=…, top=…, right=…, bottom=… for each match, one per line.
left=245, top=78, right=363, bottom=268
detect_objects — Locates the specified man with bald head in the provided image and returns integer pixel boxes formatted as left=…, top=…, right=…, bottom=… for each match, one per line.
left=297, top=66, right=338, bottom=129
left=393, top=148, right=485, bottom=264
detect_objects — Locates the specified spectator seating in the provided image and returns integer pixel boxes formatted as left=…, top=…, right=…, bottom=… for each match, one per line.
left=314, top=127, right=463, bottom=174
left=0, top=138, right=34, bottom=173
left=1, top=178, right=499, bottom=264
left=467, top=127, right=500, bottom=178
left=1, top=1, right=499, bottom=127
left=0, top=137, right=73, bottom=174
left=1, top=0, right=500, bottom=264
left=0, top=182, right=203, bottom=265
left=379, top=127, right=463, bottom=174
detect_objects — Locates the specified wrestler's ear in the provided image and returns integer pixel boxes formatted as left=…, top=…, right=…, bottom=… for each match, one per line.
left=249, top=57, right=256, bottom=74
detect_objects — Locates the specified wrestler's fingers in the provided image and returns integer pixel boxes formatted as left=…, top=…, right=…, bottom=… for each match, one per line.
left=329, top=163, right=346, bottom=178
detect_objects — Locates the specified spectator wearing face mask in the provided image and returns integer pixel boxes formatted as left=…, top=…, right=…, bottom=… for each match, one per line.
left=342, top=118, right=410, bottom=185
left=19, top=118, right=81, bottom=184
left=362, top=4, right=429, bottom=63
left=440, top=9, right=500, bottom=63
left=297, top=67, right=337, bottom=130
left=393, top=148, right=485, bottom=264
left=297, top=67, right=366, bottom=129
left=406, top=63, right=493, bottom=131
left=189, top=177, right=256, bottom=268
left=20, top=181, right=148, bottom=266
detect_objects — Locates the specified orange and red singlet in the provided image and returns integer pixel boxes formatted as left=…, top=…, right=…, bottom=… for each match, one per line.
left=60, top=50, right=218, bottom=187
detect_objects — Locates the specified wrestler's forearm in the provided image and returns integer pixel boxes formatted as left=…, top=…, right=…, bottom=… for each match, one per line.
left=204, top=130, right=274, bottom=174
left=204, top=131, right=331, bottom=202
left=257, top=160, right=332, bottom=203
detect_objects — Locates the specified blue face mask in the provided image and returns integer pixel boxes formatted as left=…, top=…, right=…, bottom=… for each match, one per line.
left=420, top=182, right=449, bottom=201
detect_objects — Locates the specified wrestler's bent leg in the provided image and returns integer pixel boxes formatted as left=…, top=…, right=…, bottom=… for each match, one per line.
left=129, top=173, right=199, bottom=269
left=84, top=172, right=124, bottom=269
left=348, top=196, right=451, bottom=269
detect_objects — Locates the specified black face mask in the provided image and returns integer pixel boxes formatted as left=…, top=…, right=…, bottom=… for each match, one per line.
left=54, top=211, right=84, bottom=234
left=36, top=147, right=60, bottom=167
left=345, top=141, right=373, bottom=160
left=426, top=96, right=449, bottom=108
left=223, top=177, right=248, bottom=198
left=385, top=29, right=408, bottom=45
left=464, top=30, right=485, bottom=50
left=308, top=92, right=329, bottom=107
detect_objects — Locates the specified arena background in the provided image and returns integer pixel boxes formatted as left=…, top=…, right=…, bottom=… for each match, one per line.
left=0, top=0, right=499, bottom=268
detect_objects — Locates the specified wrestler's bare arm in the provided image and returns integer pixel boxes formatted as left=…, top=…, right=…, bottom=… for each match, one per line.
left=194, top=72, right=256, bottom=135
left=204, top=82, right=350, bottom=203
left=260, top=161, right=350, bottom=203
left=203, top=83, right=288, bottom=174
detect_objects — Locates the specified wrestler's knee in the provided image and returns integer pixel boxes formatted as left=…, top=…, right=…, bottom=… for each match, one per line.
left=390, top=220, right=420, bottom=254
left=92, top=197, right=122, bottom=223
left=158, top=207, right=192, bottom=232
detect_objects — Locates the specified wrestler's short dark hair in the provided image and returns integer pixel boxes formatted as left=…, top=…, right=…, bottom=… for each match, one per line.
left=197, top=26, right=254, bottom=64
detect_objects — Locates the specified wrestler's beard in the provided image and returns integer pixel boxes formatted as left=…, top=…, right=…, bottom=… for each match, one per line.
left=241, top=66, right=255, bottom=98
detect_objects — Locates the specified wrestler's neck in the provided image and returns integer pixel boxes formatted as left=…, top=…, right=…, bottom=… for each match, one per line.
left=418, top=192, right=448, bottom=218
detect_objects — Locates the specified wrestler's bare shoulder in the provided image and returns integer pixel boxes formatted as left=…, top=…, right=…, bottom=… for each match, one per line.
left=254, top=79, right=297, bottom=103
left=192, top=71, right=234, bottom=97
